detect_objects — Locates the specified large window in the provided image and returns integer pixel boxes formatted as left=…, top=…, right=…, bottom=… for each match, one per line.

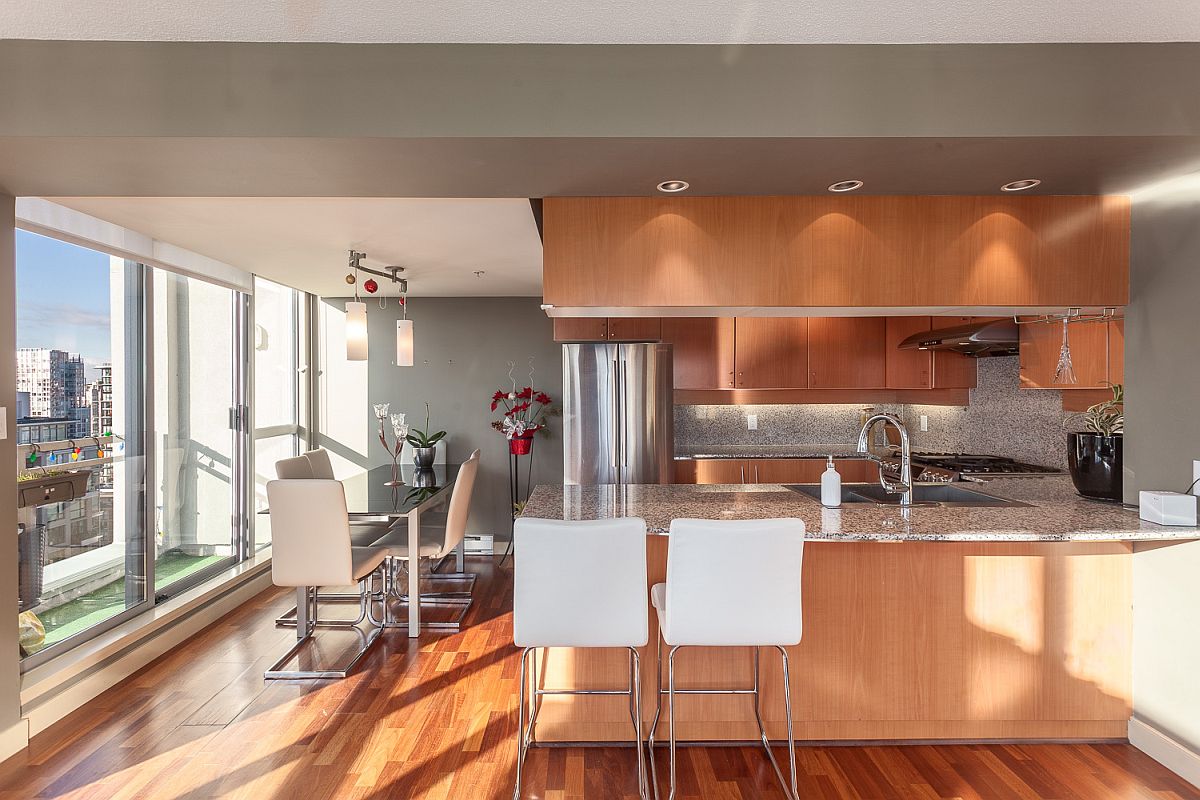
left=13, top=225, right=296, bottom=666
left=252, top=277, right=308, bottom=550
left=15, top=232, right=147, bottom=660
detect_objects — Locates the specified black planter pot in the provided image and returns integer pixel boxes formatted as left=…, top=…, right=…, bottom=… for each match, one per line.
left=1067, top=432, right=1123, bottom=502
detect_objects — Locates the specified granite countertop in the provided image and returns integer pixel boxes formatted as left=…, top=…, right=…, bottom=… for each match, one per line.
left=520, top=476, right=1200, bottom=543
left=675, top=444, right=867, bottom=460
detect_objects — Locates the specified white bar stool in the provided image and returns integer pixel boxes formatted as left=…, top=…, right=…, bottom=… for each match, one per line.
left=512, top=517, right=651, bottom=800
left=647, top=518, right=805, bottom=800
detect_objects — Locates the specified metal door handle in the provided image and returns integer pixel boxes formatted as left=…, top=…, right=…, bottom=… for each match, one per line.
left=621, top=359, right=628, bottom=468
left=740, top=465, right=746, bottom=483
left=611, top=359, right=620, bottom=470
left=754, top=465, right=760, bottom=482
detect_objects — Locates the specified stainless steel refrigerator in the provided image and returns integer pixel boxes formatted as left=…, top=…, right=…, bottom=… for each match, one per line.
left=562, top=342, right=674, bottom=485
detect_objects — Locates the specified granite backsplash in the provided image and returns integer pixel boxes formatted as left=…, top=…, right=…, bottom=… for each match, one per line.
left=675, top=357, right=1072, bottom=470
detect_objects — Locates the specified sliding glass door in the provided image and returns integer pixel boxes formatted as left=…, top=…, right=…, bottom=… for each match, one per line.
left=151, top=271, right=249, bottom=595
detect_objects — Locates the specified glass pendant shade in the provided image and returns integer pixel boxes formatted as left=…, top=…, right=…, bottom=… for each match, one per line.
left=396, top=319, right=414, bottom=367
left=345, top=301, right=368, bottom=361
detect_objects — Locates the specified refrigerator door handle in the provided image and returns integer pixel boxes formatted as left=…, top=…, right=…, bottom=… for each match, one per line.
left=611, top=357, right=621, bottom=472
left=620, top=358, right=629, bottom=468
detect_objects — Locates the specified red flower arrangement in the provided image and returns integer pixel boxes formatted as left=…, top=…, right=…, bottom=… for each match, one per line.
left=490, top=386, right=554, bottom=442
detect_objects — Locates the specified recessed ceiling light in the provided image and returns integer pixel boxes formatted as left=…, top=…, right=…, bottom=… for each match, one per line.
left=656, top=180, right=690, bottom=193
left=827, top=180, right=864, bottom=193
left=1001, top=179, right=1042, bottom=192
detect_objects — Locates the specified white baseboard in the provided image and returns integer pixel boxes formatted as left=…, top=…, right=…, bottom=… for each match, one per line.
left=1129, top=717, right=1200, bottom=789
left=0, top=720, right=29, bottom=763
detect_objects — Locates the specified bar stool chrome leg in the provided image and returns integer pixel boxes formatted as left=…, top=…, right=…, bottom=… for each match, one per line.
left=513, top=645, right=649, bottom=800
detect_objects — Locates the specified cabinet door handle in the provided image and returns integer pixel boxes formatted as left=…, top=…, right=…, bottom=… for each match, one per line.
left=740, top=465, right=746, bottom=484
left=754, top=465, right=760, bottom=482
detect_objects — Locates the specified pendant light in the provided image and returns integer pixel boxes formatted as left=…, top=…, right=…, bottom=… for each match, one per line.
left=396, top=284, right=414, bottom=367
left=345, top=250, right=368, bottom=361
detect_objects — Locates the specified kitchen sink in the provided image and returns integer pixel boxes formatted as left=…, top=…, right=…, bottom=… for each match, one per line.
left=784, top=483, right=1029, bottom=508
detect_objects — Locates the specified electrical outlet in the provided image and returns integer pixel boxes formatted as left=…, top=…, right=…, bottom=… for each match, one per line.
left=920, top=415, right=929, bottom=432
left=746, top=414, right=758, bottom=431
left=0, top=408, right=6, bottom=440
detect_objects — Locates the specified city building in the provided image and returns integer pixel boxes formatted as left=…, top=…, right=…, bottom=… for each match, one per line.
left=16, top=348, right=89, bottom=437
left=87, top=364, right=112, bottom=436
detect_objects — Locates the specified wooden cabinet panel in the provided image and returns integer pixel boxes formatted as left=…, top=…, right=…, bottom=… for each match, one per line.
left=543, top=196, right=1130, bottom=309
left=931, top=315, right=979, bottom=389
left=885, top=316, right=933, bottom=389
left=733, top=318, right=810, bottom=388
left=1019, top=319, right=1109, bottom=389
left=607, top=317, right=662, bottom=341
left=809, top=318, right=886, bottom=388
left=750, top=458, right=874, bottom=483
left=673, top=458, right=748, bottom=484
left=678, top=457, right=877, bottom=485
left=1107, top=319, right=1124, bottom=385
left=552, top=317, right=608, bottom=342
left=661, top=318, right=735, bottom=389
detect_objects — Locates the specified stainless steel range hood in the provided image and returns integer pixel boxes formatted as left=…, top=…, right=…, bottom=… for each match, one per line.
left=897, top=318, right=1019, bottom=357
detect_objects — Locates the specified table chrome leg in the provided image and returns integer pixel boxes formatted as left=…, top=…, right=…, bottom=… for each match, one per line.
left=513, top=646, right=533, bottom=800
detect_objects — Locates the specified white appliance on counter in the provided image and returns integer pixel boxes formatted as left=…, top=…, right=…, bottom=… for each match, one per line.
left=1139, top=491, right=1199, bottom=526
left=562, top=342, right=673, bottom=485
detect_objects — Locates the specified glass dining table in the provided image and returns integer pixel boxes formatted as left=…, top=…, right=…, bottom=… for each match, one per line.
left=269, top=462, right=460, bottom=639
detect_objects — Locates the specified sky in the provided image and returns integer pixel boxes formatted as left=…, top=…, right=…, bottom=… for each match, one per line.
left=15, top=229, right=114, bottom=377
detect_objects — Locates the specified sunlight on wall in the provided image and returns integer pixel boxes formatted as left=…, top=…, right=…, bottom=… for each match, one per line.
left=318, top=300, right=369, bottom=502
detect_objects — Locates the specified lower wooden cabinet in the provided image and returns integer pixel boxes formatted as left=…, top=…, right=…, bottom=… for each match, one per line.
left=675, top=457, right=874, bottom=485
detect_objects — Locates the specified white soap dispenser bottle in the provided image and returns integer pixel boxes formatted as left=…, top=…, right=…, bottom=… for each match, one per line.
left=821, top=456, right=842, bottom=508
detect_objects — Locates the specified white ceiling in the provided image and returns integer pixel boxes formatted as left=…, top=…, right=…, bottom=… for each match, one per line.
left=50, top=197, right=543, bottom=298
left=5, top=0, right=1200, bottom=43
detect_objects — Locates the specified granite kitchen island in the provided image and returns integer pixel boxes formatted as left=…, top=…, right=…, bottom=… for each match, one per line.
left=519, top=477, right=1199, bottom=744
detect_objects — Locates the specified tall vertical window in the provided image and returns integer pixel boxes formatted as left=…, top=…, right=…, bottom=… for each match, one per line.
left=252, top=277, right=307, bottom=550
left=15, top=231, right=147, bottom=661
left=151, top=271, right=245, bottom=592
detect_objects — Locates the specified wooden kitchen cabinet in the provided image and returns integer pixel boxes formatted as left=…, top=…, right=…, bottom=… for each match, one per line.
left=660, top=318, right=735, bottom=389
left=733, top=318, right=810, bottom=388
left=809, top=317, right=886, bottom=388
left=675, top=457, right=875, bottom=484
left=553, top=317, right=662, bottom=342
left=552, top=317, right=609, bottom=342
left=931, top=316, right=979, bottom=389
left=1019, top=318, right=1120, bottom=389
left=607, top=318, right=662, bottom=341
left=673, top=458, right=749, bottom=484
left=885, top=316, right=934, bottom=389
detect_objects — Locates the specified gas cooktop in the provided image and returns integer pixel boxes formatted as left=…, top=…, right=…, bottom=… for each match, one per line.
left=912, top=452, right=1061, bottom=477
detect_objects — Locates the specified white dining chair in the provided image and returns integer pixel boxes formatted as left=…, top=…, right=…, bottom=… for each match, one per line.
left=647, top=518, right=805, bottom=800
left=369, top=449, right=481, bottom=630
left=512, top=517, right=650, bottom=800
left=302, top=447, right=396, bottom=545
left=275, top=454, right=313, bottom=479
left=264, top=479, right=391, bottom=680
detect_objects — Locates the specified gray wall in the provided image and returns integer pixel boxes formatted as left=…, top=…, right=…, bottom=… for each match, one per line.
left=0, top=194, right=26, bottom=756
left=342, top=296, right=562, bottom=542
left=1126, top=194, right=1200, bottom=754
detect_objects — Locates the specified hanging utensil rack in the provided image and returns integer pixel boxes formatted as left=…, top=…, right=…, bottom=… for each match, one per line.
left=1012, top=307, right=1123, bottom=325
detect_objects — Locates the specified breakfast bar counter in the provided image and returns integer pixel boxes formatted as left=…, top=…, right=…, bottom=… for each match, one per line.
left=518, top=477, right=1197, bottom=745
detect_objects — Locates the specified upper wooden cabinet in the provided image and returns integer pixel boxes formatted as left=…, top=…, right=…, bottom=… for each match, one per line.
left=660, top=318, right=735, bottom=389
left=1019, top=318, right=1124, bottom=389
left=553, top=317, right=662, bottom=342
left=885, top=316, right=934, bottom=389
left=543, top=196, right=1131, bottom=309
left=809, top=318, right=886, bottom=388
left=733, top=318, right=810, bottom=388
left=930, top=316, right=980, bottom=390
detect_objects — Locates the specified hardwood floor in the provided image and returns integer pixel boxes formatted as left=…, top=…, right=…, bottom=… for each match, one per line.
left=1, top=557, right=1196, bottom=800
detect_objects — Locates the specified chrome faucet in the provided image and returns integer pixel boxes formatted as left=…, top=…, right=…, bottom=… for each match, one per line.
left=856, top=412, right=914, bottom=507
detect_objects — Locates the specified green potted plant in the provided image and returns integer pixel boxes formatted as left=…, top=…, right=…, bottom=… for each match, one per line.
left=406, top=402, right=447, bottom=468
left=1065, top=383, right=1124, bottom=501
